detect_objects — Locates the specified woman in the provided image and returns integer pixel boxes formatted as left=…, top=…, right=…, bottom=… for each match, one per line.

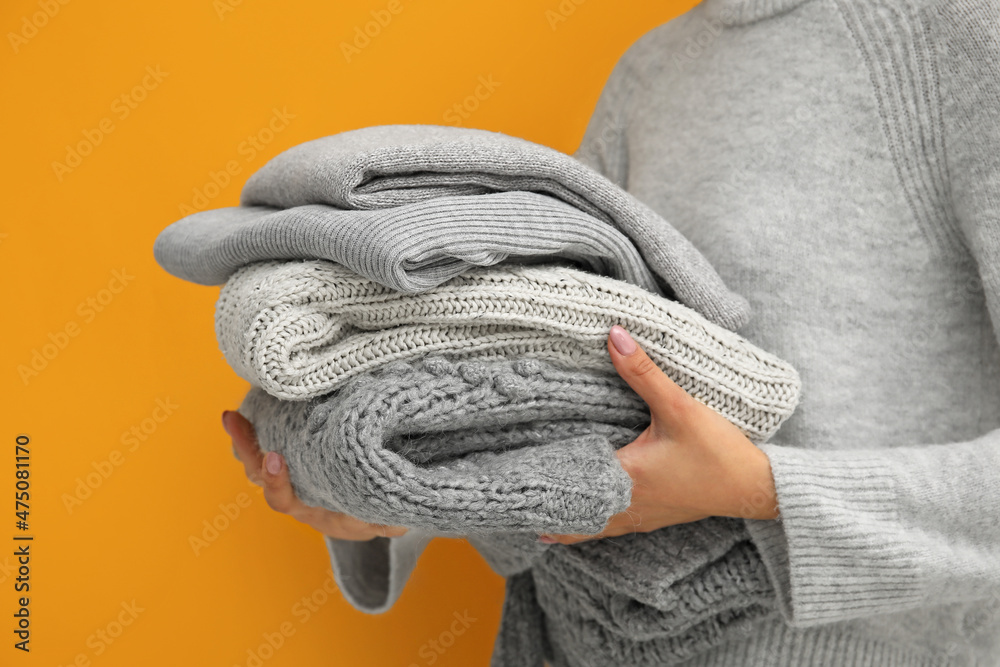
left=223, top=0, right=1000, bottom=663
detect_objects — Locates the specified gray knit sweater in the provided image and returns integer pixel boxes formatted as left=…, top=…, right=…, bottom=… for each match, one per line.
left=237, top=355, right=786, bottom=666
left=157, top=109, right=801, bottom=662
left=224, top=256, right=803, bottom=664
left=575, top=0, right=1000, bottom=664
left=152, top=190, right=664, bottom=294
left=322, top=0, right=1000, bottom=664
left=153, top=122, right=751, bottom=331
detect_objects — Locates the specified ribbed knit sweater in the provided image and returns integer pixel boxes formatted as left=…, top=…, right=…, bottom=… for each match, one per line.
left=567, top=0, right=1000, bottom=664
left=153, top=190, right=664, bottom=294
left=324, top=0, right=1000, bottom=664
left=154, top=121, right=753, bottom=331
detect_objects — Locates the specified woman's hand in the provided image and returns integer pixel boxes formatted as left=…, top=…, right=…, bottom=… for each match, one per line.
left=222, top=410, right=409, bottom=541
left=537, top=325, right=780, bottom=545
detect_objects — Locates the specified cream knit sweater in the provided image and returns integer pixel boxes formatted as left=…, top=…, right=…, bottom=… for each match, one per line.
left=215, top=260, right=799, bottom=441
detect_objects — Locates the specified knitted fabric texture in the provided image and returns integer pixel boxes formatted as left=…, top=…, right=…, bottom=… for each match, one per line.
left=217, top=260, right=800, bottom=443
left=160, top=123, right=750, bottom=330
left=555, top=0, right=1000, bottom=663
left=237, top=355, right=642, bottom=535
left=152, top=190, right=663, bottom=294
left=477, top=516, right=778, bottom=666
left=528, top=529, right=775, bottom=666
left=236, top=355, right=791, bottom=666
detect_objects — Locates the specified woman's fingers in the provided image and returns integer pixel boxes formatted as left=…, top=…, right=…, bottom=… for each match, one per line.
left=222, top=411, right=310, bottom=517
left=607, top=325, right=694, bottom=426
left=223, top=410, right=265, bottom=486
left=258, top=449, right=306, bottom=516
left=538, top=509, right=640, bottom=545
left=374, top=524, right=410, bottom=538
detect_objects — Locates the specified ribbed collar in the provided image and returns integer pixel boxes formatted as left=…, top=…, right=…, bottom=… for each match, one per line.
left=701, top=0, right=816, bottom=26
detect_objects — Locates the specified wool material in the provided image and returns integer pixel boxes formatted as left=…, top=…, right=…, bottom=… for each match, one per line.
left=557, top=0, right=1000, bottom=664
left=311, top=0, right=1000, bottom=662
left=481, top=517, right=778, bottom=666
left=166, top=0, right=1000, bottom=661
left=236, top=353, right=797, bottom=534
left=236, top=355, right=790, bottom=666
left=220, top=122, right=750, bottom=330
left=217, top=260, right=801, bottom=443
left=152, top=190, right=664, bottom=294
left=237, top=356, right=638, bottom=535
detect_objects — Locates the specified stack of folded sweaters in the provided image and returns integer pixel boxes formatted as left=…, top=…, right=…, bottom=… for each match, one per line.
left=153, top=124, right=803, bottom=667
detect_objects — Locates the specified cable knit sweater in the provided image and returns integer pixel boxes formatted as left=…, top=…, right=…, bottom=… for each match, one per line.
left=222, top=258, right=802, bottom=664
left=324, top=0, right=1000, bottom=664
left=155, top=83, right=803, bottom=665
left=237, top=355, right=788, bottom=666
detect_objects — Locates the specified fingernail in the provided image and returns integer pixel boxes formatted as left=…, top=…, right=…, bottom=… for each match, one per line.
left=221, top=411, right=232, bottom=435
left=538, top=535, right=557, bottom=544
left=265, top=451, right=282, bottom=475
left=609, top=325, right=637, bottom=356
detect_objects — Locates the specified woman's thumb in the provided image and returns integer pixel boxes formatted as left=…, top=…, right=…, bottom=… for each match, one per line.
left=607, top=325, right=691, bottom=421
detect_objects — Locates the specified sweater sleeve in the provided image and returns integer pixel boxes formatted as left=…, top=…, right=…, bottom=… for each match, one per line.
left=744, top=0, right=1000, bottom=627
left=322, top=530, right=435, bottom=614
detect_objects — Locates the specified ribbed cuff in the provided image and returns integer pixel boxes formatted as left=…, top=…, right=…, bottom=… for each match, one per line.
left=744, top=443, right=925, bottom=626
left=670, top=617, right=948, bottom=667
left=324, top=530, right=435, bottom=614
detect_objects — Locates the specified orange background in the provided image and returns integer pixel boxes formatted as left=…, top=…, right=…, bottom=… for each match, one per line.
left=2, top=1, right=695, bottom=664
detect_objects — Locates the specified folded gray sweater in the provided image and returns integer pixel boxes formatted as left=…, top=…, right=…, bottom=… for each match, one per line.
left=154, top=123, right=750, bottom=331
left=237, top=355, right=640, bottom=535
left=558, top=2, right=1000, bottom=664
left=237, top=355, right=794, bottom=666
left=153, top=191, right=663, bottom=294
